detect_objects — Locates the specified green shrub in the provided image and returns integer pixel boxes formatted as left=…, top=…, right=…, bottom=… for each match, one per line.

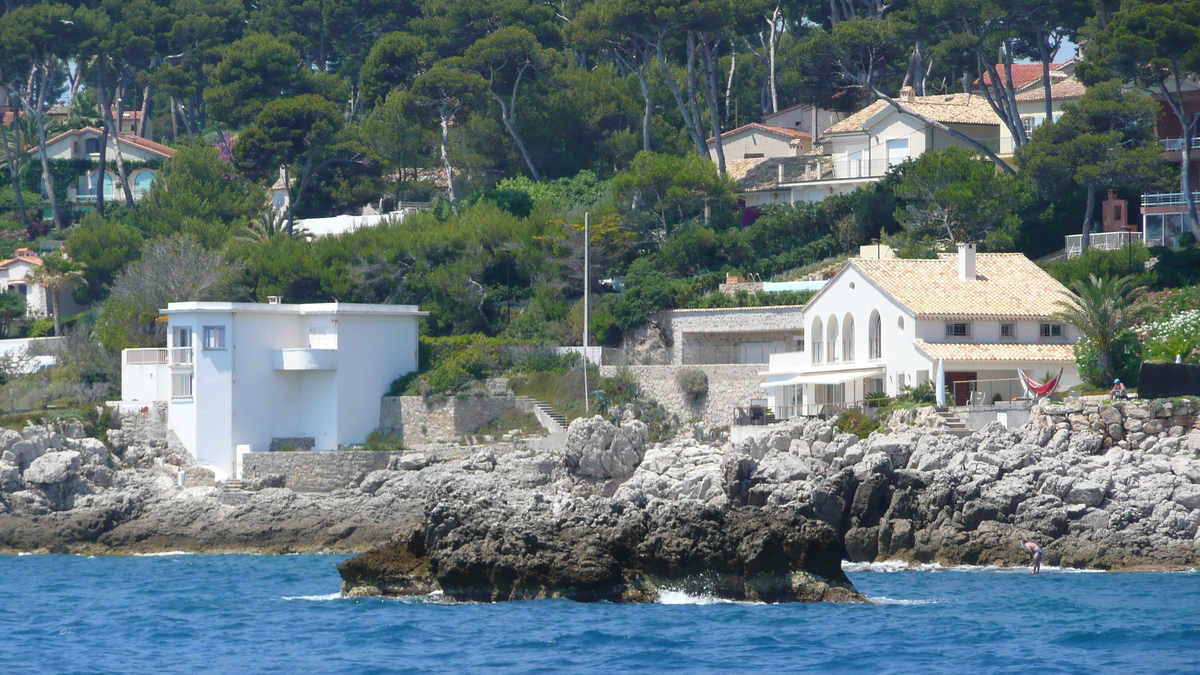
left=675, top=368, right=709, bottom=400
left=359, top=430, right=406, bottom=452
left=27, top=318, right=54, bottom=338
left=864, top=391, right=891, bottom=409
left=835, top=410, right=879, bottom=437
left=904, top=380, right=936, bottom=405
left=1075, top=330, right=1142, bottom=388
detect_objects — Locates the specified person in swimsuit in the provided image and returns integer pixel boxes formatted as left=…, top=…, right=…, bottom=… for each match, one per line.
left=1023, top=541, right=1044, bottom=574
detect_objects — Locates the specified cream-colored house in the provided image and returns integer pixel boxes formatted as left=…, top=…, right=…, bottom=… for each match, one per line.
left=707, top=123, right=812, bottom=163
left=779, top=89, right=1003, bottom=203
left=0, top=248, right=88, bottom=319
left=37, top=127, right=175, bottom=204
left=760, top=244, right=1081, bottom=417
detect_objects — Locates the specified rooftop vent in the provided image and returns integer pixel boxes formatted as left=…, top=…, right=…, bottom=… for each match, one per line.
left=958, top=243, right=977, bottom=281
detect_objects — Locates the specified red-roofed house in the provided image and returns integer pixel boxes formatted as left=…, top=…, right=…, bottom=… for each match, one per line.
left=0, top=248, right=87, bottom=319
left=32, top=127, right=175, bottom=206
left=707, top=123, right=813, bottom=163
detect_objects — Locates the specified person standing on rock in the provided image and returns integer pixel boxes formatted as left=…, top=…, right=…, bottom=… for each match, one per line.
left=1023, top=541, right=1044, bottom=574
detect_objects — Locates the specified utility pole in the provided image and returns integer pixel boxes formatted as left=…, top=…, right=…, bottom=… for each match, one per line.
left=583, top=212, right=590, bottom=414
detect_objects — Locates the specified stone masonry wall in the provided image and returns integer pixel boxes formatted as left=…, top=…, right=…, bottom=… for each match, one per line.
left=242, top=451, right=405, bottom=492
left=112, top=402, right=169, bottom=446
left=662, top=306, right=804, bottom=365
left=382, top=395, right=516, bottom=446
left=1030, top=397, right=1200, bottom=453
left=599, top=364, right=765, bottom=428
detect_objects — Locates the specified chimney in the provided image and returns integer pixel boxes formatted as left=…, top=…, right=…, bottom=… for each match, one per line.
left=958, top=243, right=977, bottom=281
left=899, top=86, right=916, bottom=103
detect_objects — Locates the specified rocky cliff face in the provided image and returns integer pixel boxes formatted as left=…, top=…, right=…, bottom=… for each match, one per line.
left=2, top=399, right=1198, bottom=577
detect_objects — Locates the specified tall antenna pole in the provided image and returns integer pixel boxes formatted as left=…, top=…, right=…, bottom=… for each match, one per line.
left=583, top=212, right=590, bottom=414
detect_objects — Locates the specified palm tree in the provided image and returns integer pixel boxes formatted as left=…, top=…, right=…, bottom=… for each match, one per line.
left=28, top=252, right=85, bottom=336
left=1053, top=274, right=1144, bottom=386
left=233, top=207, right=309, bottom=244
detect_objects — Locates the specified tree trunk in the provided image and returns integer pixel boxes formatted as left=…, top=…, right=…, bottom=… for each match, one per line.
left=138, top=83, right=152, bottom=138
left=170, top=96, right=179, bottom=140
left=656, top=36, right=707, bottom=155
left=684, top=34, right=706, bottom=152
left=106, top=73, right=135, bottom=206
left=492, top=66, right=540, bottom=181
left=1081, top=183, right=1096, bottom=251
left=0, top=120, right=27, bottom=226
left=767, top=6, right=779, bottom=114
left=724, top=50, right=736, bottom=126
left=633, top=57, right=653, bottom=153
left=439, top=110, right=456, bottom=201
left=50, top=285, right=61, bottom=337
left=96, top=63, right=109, bottom=218
left=32, top=65, right=63, bottom=230
left=1039, top=39, right=1054, bottom=122
left=701, top=39, right=726, bottom=175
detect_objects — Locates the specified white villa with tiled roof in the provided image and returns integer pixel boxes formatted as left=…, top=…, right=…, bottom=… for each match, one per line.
left=760, top=244, right=1081, bottom=417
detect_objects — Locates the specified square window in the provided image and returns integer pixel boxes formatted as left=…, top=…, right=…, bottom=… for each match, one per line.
left=1040, top=323, right=1063, bottom=338
left=1000, top=323, right=1015, bottom=338
left=202, top=326, right=226, bottom=350
left=171, top=372, right=193, bottom=398
left=945, top=322, right=970, bottom=337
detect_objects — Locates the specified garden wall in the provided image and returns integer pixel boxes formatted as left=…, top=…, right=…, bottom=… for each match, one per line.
left=242, top=451, right=405, bottom=492
left=598, top=364, right=764, bottom=428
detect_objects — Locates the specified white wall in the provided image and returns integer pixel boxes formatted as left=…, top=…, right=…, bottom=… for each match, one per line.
left=333, top=314, right=420, bottom=447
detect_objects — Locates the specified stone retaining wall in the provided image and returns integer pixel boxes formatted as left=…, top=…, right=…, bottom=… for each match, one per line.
left=599, top=364, right=764, bottom=428
left=242, top=451, right=406, bottom=492
left=380, top=395, right=516, bottom=446
left=112, top=402, right=169, bottom=446
left=1030, top=397, right=1200, bottom=453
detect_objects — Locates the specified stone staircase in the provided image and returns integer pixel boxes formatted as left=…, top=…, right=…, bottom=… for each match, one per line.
left=933, top=408, right=972, bottom=437
left=218, top=478, right=253, bottom=505
left=515, top=396, right=571, bottom=434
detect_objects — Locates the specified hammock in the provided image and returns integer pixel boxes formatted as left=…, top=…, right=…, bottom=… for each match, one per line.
left=1018, top=368, right=1063, bottom=398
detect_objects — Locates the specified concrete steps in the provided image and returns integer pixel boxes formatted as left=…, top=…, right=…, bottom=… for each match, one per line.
left=933, top=408, right=972, bottom=437
left=515, top=396, right=571, bottom=434
left=218, top=479, right=253, bottom=505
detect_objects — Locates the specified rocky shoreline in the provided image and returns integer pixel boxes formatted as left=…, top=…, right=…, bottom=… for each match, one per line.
left=2, top=398, right=1199, bottom=596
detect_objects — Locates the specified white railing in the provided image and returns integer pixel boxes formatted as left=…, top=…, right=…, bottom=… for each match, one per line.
left=1064, top=231, right=1138, bottom=257
left=1142, top=191, right=1200, bottom=207
left=169, top=347, right=194, bottom=366
left=125, top=348, right=168, bottom=365
left=1160, top=138, right=1200, bottom=152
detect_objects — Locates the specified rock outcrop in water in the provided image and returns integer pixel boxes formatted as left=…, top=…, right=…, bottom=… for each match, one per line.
left=337, top=498, right=861, bottom=603
left=2, top=398, right=1199, bottom=577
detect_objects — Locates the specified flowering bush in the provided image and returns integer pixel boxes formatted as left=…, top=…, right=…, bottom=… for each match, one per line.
left=1136, top=309, right=1200, bottom=364
left=1132, top=287, right=1200, bottom=319
left=1074, top=330, right=1142, bottom=388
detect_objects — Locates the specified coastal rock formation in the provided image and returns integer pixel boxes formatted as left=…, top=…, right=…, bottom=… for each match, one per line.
left=337, top=499, right=861, bottom=603
left=2, top=397, right=1199, bottom=574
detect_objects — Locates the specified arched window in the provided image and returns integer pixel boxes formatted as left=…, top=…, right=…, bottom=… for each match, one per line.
left=869, top=311, right=882, bottom=360
left=103, top=172, right=117, bottom=200
left=842, top=314, right=855, bottom=362
left=84, top=138, right=100, bottom=154
left=811, top=317, right=824, bottom=364
left=826, top=316, right=839, bottom=363
left=133, top=171, right=155, bottom=199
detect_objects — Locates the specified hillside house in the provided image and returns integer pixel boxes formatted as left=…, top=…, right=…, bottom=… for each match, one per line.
left=0, top=248, right=87, bottom=319
left=778, top=89, right=1002, bottom=203
left=707, top=123, right=813, bottom=163
left=760, top=244, right=1081, bottom=418
left=35, top=127, right=175, bottom=205
left=1143, top=77, right=1200, bottom=249
left=117, top=301, right=425, bottom=474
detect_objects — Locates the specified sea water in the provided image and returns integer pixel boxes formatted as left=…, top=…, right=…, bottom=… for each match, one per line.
left=1, top=554, right=1197, bottom=674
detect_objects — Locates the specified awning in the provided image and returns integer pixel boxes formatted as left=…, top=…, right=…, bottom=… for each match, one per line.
left=761, top=368, right=884, bottom=388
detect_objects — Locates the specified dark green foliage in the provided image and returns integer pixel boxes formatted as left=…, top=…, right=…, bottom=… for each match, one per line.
left=1075, top=331, right=1142, bottom=389
left=465, top=188, right=535, bottom=218
left=834, top=409, right=879, bottom=437
left=1042, top=244, right=1155, bottom=290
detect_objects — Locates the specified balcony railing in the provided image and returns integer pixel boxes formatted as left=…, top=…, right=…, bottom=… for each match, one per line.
left=1160, top=138, right=1200, bottom=152
left=1143, top=191, right=1200, bottom=207
left=124, top=347, right=193, bottom=367
left=1064, top=231, right=1138, bottom=257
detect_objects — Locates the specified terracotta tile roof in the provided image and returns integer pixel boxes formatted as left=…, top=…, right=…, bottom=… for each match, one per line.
left=727, top=154, right=822, bottom=192
left=32, top=127, right=174, bottom=158
left=824, top=94, right=1001, bottom=134
left=0, top=249, right=42, bottom=269
left=1016, top=79, right=1087, bottom=102
left=708, top=122, right=812, bottom=143
left=850, top=252, right=1072, bottom=319
left=977, top=63, right=1064, bottom=89
left=913, top=340, right=1076, bottom=363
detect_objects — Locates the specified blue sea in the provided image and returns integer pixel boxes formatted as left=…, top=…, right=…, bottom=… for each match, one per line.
left=1, top=554, right=1197, bottom=674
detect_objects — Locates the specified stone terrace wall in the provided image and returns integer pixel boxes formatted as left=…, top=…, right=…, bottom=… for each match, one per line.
left=599, top=364, right=764, bottom=428
left=1031, top=397, right=1200, bottom=453
left=381, top=395, right=516, bottom=446
left=242, top=451, right=405, bottom=492
left=662, top=306, right=805, bottom=365
left=111, top=402, right=169, bottom=446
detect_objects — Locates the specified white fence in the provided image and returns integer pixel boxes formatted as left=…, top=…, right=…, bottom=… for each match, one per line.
left=1064, top=231, right=1138, bottom=257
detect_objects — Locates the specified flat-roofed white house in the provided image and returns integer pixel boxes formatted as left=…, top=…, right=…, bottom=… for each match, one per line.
left=760, top=244, right=1081, bottom=417
left=118, top=301, right=426, bottom=474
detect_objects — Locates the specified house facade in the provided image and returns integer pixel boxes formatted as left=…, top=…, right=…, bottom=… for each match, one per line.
left=37, top=127, right=175, bottom=205
left=707, top=123, right=812, bottom=163
left=0, top=248, right=87, bottom=318
left=779, top=89, right=1003, bottom=203
left=760, top=245, right=1081, bottom=418
left=1143, top=78, right=1200, bottom=249
left=118, top=301, right=425, bottom=474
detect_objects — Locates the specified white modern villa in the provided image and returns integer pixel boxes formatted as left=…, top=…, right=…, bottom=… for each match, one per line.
left=760, top=244, right=1082, bottom=417
left=117, top=300, right=425, bottom=474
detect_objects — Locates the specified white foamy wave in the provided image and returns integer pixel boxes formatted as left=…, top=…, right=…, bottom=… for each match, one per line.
left=282, top=592, right=343, bottom=601
left=17, top=552, right=39, bottom=556
left=656, top=590, right=764, bottom=605
left=132, top=551, right=196, bottom=557
left=842, top=560, right=1104, bottom=574
left=868, top=596, right=941, bottom=606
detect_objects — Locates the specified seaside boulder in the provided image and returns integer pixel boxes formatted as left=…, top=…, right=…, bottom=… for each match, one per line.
left=23, top=451, right=80, bottom=486
left=562, top=416, right=648, bottom=479
left=338, top=499, right=863, bottom=604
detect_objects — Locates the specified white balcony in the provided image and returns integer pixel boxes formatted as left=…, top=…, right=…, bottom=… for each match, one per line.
left=273, top=348, right=337, bottom=371
left=1159, top=138, right=1200, bottom=152
left=1064, top=231, right=1138, bottom=257
left=124, top=347, right=194, bottom=367
left=1142, top=191, right=1200, bottom=207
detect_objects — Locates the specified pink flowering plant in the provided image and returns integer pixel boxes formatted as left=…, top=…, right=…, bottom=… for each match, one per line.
left=1132, top=287, right=1200, bottom=319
